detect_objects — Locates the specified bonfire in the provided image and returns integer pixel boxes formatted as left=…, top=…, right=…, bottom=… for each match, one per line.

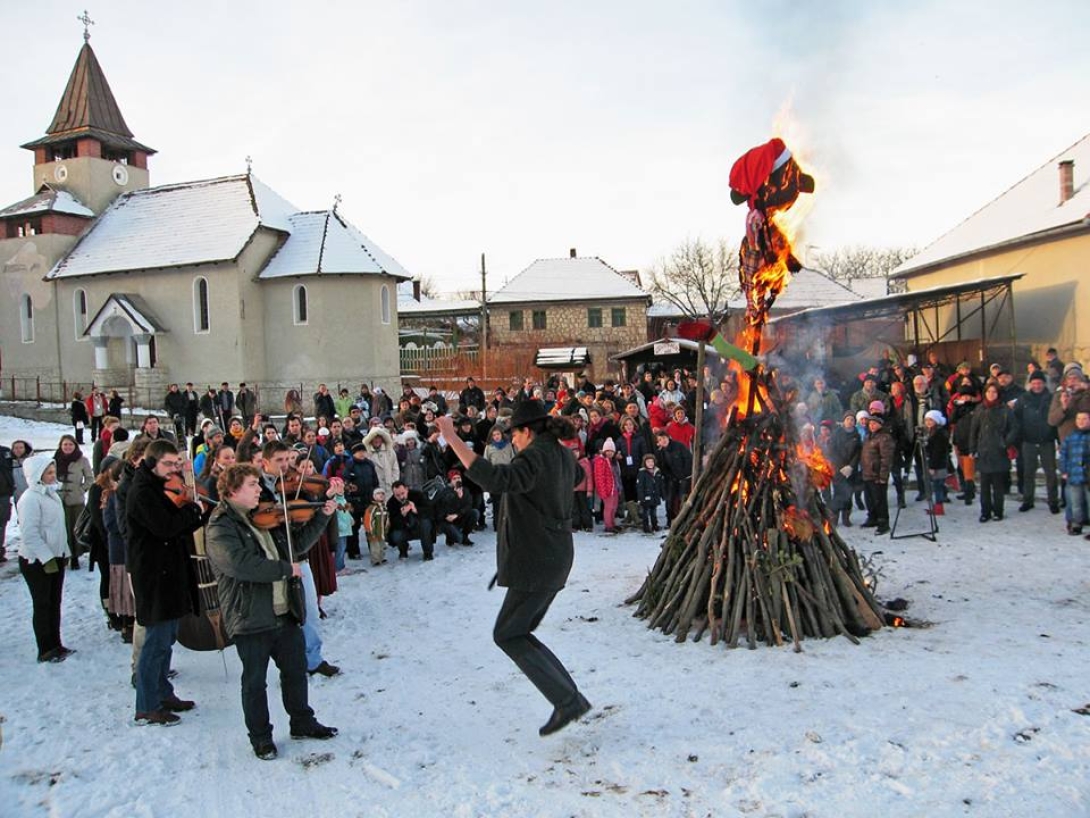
left=628, top=138, right=885, bottom=650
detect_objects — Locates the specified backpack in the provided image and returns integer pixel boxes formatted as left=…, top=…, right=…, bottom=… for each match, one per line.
left=420, top=475, right=447, bottom=503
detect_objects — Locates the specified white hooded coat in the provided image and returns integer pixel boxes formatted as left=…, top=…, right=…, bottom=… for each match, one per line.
left=15, top=454, right=70, bottom=564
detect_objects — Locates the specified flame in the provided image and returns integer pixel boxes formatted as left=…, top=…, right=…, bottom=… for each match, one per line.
left=796, top=443, right=834, bottom=491
left=781, top=505, right=814, bottom=540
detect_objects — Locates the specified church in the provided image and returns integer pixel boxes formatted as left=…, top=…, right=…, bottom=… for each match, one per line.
left=0, top=30, right=410, bottom=400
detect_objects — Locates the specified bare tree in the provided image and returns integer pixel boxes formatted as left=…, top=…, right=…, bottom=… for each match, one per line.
left=647, top=237, right=739, bottom=323
left=812, top=245, right=917, bottom=282
left=417, top=274, right=439, bottom=299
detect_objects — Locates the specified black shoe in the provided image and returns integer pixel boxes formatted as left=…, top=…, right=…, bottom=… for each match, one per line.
left=994, top=512, right=1004, bottom=521
left=398, top=552, right=408, bottom=559
left=1049, top=503, right=1061, bottom=514
left=875, top=525, right=890, bottom=535
left=1019, top=502, right=1034, bottom=512
left=253, top=740, right=278, bottom=760
left=539, top=693, right=592, bottom=737
left=860, top=519, right=877, bottom=528
left=914, top=493, right=926, bottom=502
left=161, top=694, right=196, bottom=712
left=347, top=553, right=362, bottom=560
left=291, top=722, right=338, bottom=740
left=37, top=648, right=67, bottom=663
left=135, top=709, right=180, bottom=726
left=462, top=538, right=475, bottom=546
left=1068, top=524, right=1083, bottom=536
left=308, top=661, right=341, bottom=677
left=423, top=553, right=435, bottom=561
left=979, top=514, right=991, bottom=523
left=57, top=646, right=76, bottom=658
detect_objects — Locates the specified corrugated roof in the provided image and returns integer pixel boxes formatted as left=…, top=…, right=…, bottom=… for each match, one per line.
left=47, top=174, right=298, bottom=279
left=489, top=256, right=650, bottom=304
left=21, top=42, right=155, bottom=155
left=0, top=185, right=94, bottom=219
left=260, top=209, right=410, bottom=279
left=892, top=132, right=1090, bottom=278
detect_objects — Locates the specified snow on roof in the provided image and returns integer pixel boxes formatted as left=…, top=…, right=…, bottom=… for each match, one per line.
left=0, top=185, right=94, bottom=219
left=893, top=132, right=1090, bottom=278
left=260, top=209, right=410, bottom=279
left=489, top=256, right=650, bottom=304
left=47, top=174, right=297, bottom=279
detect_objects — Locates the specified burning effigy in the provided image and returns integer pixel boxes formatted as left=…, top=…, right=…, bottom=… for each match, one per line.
left=628, top=138, right=885, bottom=650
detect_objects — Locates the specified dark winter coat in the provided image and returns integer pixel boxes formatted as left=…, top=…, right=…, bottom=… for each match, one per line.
left=164, top=390, right=188, bottom=420
left=386, top=489, right=433, bottom=536
left=342, top=456, right=379, bottom=505
left=1059, top=429, right=1090, bottom=485
left=860, top=425, right=896, bottom=483
left=970, top=400, right=1016, bottom=473
left=948, top=394, right=980, bottom=452
left=236, top=388, right=257, bottom=421
left=104, top=492, right=127, bottom=565
left=655, top=439, right=693, bottom=493
left=616, top=432, right=649, bottom=480
left=125, top=462, right=204, bottom=626
left=0, top=444, right=14, bottom=497
left=314, top=391, right=337, bottom=421
left=925, top=427, right=951, bottom=471
left=636, top=467, right=665, bottom=507
left=205, top=501, right=330, bottom=637
left=467, top=432, right=576, bottom=592
left=828, top=426, right=862, bottom=473
left=433, top=484, right=474, bottom=522
left=1013, top=388, right=1056, bottom=446
left=459, top=385, right=487, bottom=414
left=71, top=399, right=90, bottom=426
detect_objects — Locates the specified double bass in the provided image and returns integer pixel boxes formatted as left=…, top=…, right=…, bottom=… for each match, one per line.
left=175, top=451, right=232, bottom=652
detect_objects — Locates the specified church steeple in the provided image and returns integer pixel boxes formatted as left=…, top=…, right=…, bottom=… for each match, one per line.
left=20, top=31, right=154, bottom=214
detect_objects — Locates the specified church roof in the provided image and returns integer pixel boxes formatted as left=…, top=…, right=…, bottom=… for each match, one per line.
left=21, top=42, right=155, bottom=154
left=0, top=184, right=94, bottom=219
left=260, top=209, right=410, bottom=280
left=47, top=173, right=299, bottom=278
left=892, top=132, right=1090, bottom=279
left=489, top=256, right=650, bottom=304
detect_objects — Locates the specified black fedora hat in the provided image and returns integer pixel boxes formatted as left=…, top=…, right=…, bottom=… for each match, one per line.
left=509, top=399, right=549, bottom=429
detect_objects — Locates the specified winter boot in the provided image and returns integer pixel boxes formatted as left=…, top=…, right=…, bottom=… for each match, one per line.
left=840, top=509, right=852, bottom=527
left=933, top=502, right=945, bottom=516
left=963, top=480, right=976, bottom=505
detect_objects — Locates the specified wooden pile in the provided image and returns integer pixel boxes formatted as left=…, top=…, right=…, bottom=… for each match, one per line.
left=628, top=378, right=884, bottom=650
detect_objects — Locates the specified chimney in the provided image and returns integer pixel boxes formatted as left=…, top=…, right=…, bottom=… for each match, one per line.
left=569, top=247, right=577, bottom=258
left=1059, top=159, right=1074, bottom=205
left=413, top=279, right=421, bottom=301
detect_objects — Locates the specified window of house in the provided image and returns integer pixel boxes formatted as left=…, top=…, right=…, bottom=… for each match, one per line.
left=611, top=307, right=626, bottom=327
left=587, top=308, right=603, bottom=328
left=532, top=310, right=547, bottom=330
left=74, top=289, right=88, bottom=339
left=294, top=284, right=309, bottom=325
left=193, top=277, right=210, bottom=333
left=20, top=294, right=34, bottom=343
left=509, top=310, right=524, bottom=331
left=381, top=284, right=391, bottom=325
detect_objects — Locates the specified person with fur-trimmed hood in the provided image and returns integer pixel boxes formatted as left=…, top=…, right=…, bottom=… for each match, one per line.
left=363, top=426, right=400, bottom=496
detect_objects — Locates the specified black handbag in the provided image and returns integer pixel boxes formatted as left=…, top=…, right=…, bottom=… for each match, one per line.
left=286, top=575, right=307, bottom=626
left=72, top=505, right=95, bottom=557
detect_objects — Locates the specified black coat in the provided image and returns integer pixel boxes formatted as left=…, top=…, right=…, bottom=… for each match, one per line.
left=970, top=401, right=1016, bottom=473
left=656, top=439, right=693, bottom=492
left=1014, top=388, right=1056, bottom=445
left=164, top=390, right=188, bottom=419
left=468, top=432, right=576, bottom=592
left=125, top=462, right=204, bottom=626
left=386, top=489, right=432, bottom=534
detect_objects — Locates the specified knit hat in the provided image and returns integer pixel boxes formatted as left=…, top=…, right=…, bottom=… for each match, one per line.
left=1063, top=362, right=1084, bottom=377
left=868, top=400, right=886, bottom=415
left=729, top=138, right=791, bottom=203
left=600, top=438, right=616, bottom=453
left=1028, top=371, right=1047, bottom=383
left=856, top=411, right=871, bottom=423
left=317, top=427, right=330, bottom=438
left=372, top=487, right=386, bottom=499
left=206, top=426, right=225, bottom=439
left=447, top=468, right=462, bottom=480
left=924, top=410, right=947, bottom=427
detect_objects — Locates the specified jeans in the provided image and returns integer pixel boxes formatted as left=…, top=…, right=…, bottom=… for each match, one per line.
left=1065, top=482, right=1088, bottom=526
left=493, top=589, right=580, bottom=708
left=439, top=509, right=480, bottom=544
left=334, top=536, right=347, bottom=572
left=20, top=557, right=65, bottom=658
left=135, top=619, right=178, bottom=713
left=234, top=620, right=315, bottom=746
left=298, top=562, right=323, bottom=671
left=930, top=476, right=948, bottom=503
left=388, top=517, right=434, bottom=557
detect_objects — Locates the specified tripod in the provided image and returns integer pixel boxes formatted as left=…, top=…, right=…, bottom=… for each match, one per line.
left=891, top=431, right=938, bottom=542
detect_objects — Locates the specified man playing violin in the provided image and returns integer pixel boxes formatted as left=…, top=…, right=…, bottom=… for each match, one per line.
left=256, top=441, right=343, bottom=678
left=205, top=464, right=338, bottom=760
left=125, top=440, right=205, bottom=726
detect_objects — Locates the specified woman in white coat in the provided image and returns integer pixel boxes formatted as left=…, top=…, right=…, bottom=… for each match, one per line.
left=17, top=454, right=73, bottom=663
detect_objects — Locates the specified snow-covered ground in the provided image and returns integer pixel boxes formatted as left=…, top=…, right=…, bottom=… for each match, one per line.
left=1, top=414, right=1088, bottom=818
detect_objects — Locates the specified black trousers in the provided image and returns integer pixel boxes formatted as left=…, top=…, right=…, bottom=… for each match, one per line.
left=233, top=620, right=315, bottom=746
left=20, top=557, right=65, bottom=658
left=493, top=588, right=579, bottom=708
left=863, top=480, right=889, bottom=527
left=980, top=472, right=1006, bottom=518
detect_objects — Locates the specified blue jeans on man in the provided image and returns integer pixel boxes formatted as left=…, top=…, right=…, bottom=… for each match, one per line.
left=298, top=561, right=324, bottom=672
left=135, top=619, right=178, bottom=714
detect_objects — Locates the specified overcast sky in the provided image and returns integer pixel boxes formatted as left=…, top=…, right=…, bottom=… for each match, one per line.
left=2, top=1, right=1087, bottom=294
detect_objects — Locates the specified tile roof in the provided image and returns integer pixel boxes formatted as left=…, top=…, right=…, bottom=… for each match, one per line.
left=0, top=185, right=94, bottom=219
left=47, top=174, right=297, bottom=278
left=489, top=256, right=649, bottom=304
left=892, top=132, right=1090, bottom=278
left=260, top=209, right=410, bottom=279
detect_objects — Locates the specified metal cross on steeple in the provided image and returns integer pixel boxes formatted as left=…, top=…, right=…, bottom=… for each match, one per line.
left=245, top=155, right=253, bottom=173
left=333, top=193, right=342, bottom=213
left=77, top=10, right=95, bottom=42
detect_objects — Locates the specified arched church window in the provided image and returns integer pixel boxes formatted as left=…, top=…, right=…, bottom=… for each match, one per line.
left=381, top=284, right=391, bottom=325
left=193, top=277, right=210, bottom=333
left=293, top=284, right=309, bottom=325
left=74, top=289, right=88, bottom=339
left=20, top=294, right=34, bottom=343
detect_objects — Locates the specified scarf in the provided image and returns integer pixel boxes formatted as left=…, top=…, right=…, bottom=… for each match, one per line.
left=54, top=445, right=83, bottom=479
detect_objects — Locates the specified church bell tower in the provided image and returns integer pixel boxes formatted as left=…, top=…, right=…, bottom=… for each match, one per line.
left=21, top=13, right=155, bottom=215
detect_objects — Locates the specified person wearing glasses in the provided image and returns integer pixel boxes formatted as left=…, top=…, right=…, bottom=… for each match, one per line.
left=125, top=440, right=205, bottom=726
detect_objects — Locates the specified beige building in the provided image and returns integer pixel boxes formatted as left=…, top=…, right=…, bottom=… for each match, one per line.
left=0, top=37, right=409, bottom=401
left=890, top=133, right=1090, bottom=366
left=488, top=253, right=651, bottom=380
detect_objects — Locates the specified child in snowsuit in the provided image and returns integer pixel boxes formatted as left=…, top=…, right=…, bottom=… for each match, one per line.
left=1059, top=410, right=1090, bottom=535
left=363, top=487, right=390, bottom=565
left=636, top=454, right=665, bottom=533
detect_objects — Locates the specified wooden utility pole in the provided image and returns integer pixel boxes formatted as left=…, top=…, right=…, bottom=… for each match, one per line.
left=480, top=253, right=488, bottom=378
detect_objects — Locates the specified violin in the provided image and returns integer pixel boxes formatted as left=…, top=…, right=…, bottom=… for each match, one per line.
left=277, top=470, right=329, bottom=499
left=250, top=499, right=327, bottom=530
left=163, top=472, right=195, bottom=508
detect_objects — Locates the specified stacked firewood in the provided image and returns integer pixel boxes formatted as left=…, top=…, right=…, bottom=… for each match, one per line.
left=628, top=376, right=884, bottom=650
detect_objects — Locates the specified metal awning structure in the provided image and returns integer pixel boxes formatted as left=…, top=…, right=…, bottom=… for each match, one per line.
left=535, top=347, right=590, bottom=369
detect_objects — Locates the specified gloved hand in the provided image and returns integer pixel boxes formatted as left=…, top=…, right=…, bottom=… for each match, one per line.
left=839, top=466, right=852, bottom=478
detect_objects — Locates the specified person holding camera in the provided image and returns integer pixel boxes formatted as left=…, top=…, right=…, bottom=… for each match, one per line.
left=386, top=480, right=435, bottom=560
